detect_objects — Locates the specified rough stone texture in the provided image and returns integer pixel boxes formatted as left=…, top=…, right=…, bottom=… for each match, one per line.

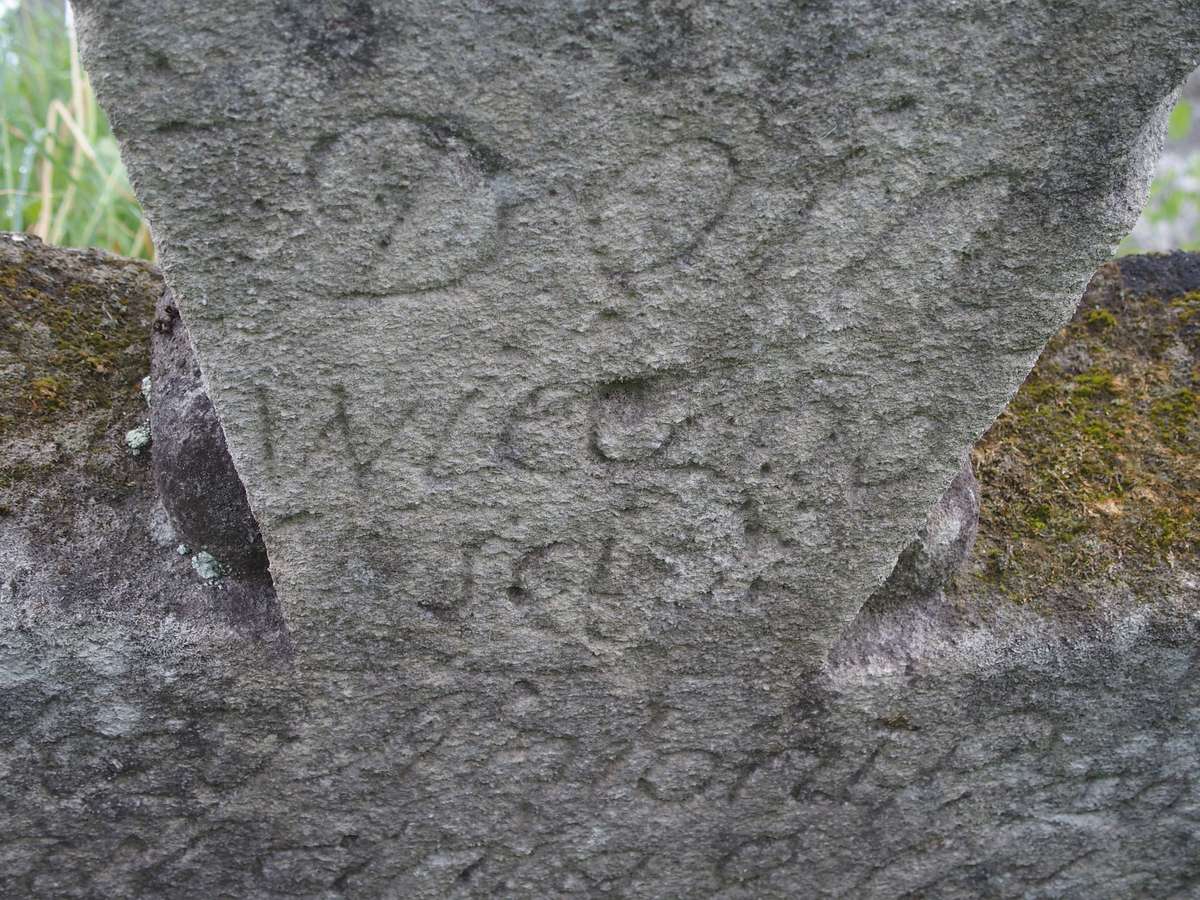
left=862, top=459, right=979, bottom=614
left=150, top=287, right=269, bottom=577
left=5, top=609, right=1200, bottom=899
left=5, top=0, right=1197, bottom=893
left=1118, top=249, right=1200, bottom=300
left=2, top=240, right=1200, bottom=896
left=73, top=1, right=1200, bottom=678
left=1126, top=67, right=1200, bottom=253
left=0, top=233, right=285, bottom=651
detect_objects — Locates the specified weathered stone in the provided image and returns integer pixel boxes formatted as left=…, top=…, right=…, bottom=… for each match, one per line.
left=1116, top=248, right=1200, bottom=299
left=863, top=459, right=979, bottom=613
left=73, top=1, right=1200, bottom=678
left=3, top=236, right=1200, bottom=896
left=4, top=605, right=1200, bottom=899
left=150, top=287, right=269, bottom=577
left=6, top=0, right=1197, bottom=891
left=1127, top=67, right=1200, bottom=252
left=0, top=233, right=284, bottom=650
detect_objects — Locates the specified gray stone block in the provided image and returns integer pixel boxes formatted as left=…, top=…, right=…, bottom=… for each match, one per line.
left=73, top=0, right=1200, bottom=676
left=1, top=0, right=1194, bottom=893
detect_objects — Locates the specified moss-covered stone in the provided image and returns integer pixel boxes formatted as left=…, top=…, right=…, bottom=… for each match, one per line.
left=0, top=233, right=283, bottom=652
left=3, top=230, right=1196, bottom=626
left=966, top=261, right=1199, bottom=609
left=0, top=233, right=161, bottom=501
left=0, top=233, right=160, bottom=442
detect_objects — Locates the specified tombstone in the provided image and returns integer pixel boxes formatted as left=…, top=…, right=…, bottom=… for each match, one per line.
left=3, top=1, right=1198, bottom=894
left=74, top=0, right=1199, bottom=674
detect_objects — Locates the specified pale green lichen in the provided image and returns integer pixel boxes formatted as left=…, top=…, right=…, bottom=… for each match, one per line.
left=191, top=550, right=228, bottom=581
left=124, top=423, right=151, bottom=455
left=140, top=375, right=152, bottom=405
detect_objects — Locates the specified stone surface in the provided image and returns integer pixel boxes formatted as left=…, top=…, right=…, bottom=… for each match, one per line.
left=0, top=233, right=284, bottom=650
left=10, top=0, right=1200, bottom=892
left=862, top=459, right=979, bottom=614
left=1118, top=248, right=1200, bottom=299
left=5, top=605, right=1200, bottom=899
left=150, top=286, right=269, bottom=577
left=73, top=2, right=1200, bottom=678
left=2, top=237, right=1200, bottom=896
left=1126, top=66, right=1200, bottom=253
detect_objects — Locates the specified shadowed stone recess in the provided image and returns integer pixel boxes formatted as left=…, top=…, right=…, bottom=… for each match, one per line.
left=864, top=459, right=980, bottom=614
left=150, top=287, right=270, bottom=577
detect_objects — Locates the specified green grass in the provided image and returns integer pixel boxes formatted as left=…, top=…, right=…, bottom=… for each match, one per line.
left=1119, top=97, right=1200, bottom=255
left=1, top=1, right=152, bottom=259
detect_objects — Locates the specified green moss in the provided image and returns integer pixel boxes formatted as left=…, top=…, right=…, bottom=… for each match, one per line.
left=1071, top=369, right=1118, bottom=401
left=1151, top=390, right=1197, bottom=447
left=968, top=268, right=1199, bottom=609
left=1022, top=378, right=1058, bottom=403
left=1, top=239, right=161, bottom=502
left=1084, top=307, right=1118, bottom=330
left=28, top=375, right=66, bottom=412
left=1171, top=291, right=1200, bottom=317
left=1, top=242, right=159, bottom=445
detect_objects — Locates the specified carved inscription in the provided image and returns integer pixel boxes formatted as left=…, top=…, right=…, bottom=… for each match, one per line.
left=590, top=376, right=686, bottom=462
left=312, top=116, right=503, bottom=292
left=256, top=370, right=846, bottom=639
left=591, top=139, right=737, bottom=273
left=638, top=750, right=719, bottom=802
